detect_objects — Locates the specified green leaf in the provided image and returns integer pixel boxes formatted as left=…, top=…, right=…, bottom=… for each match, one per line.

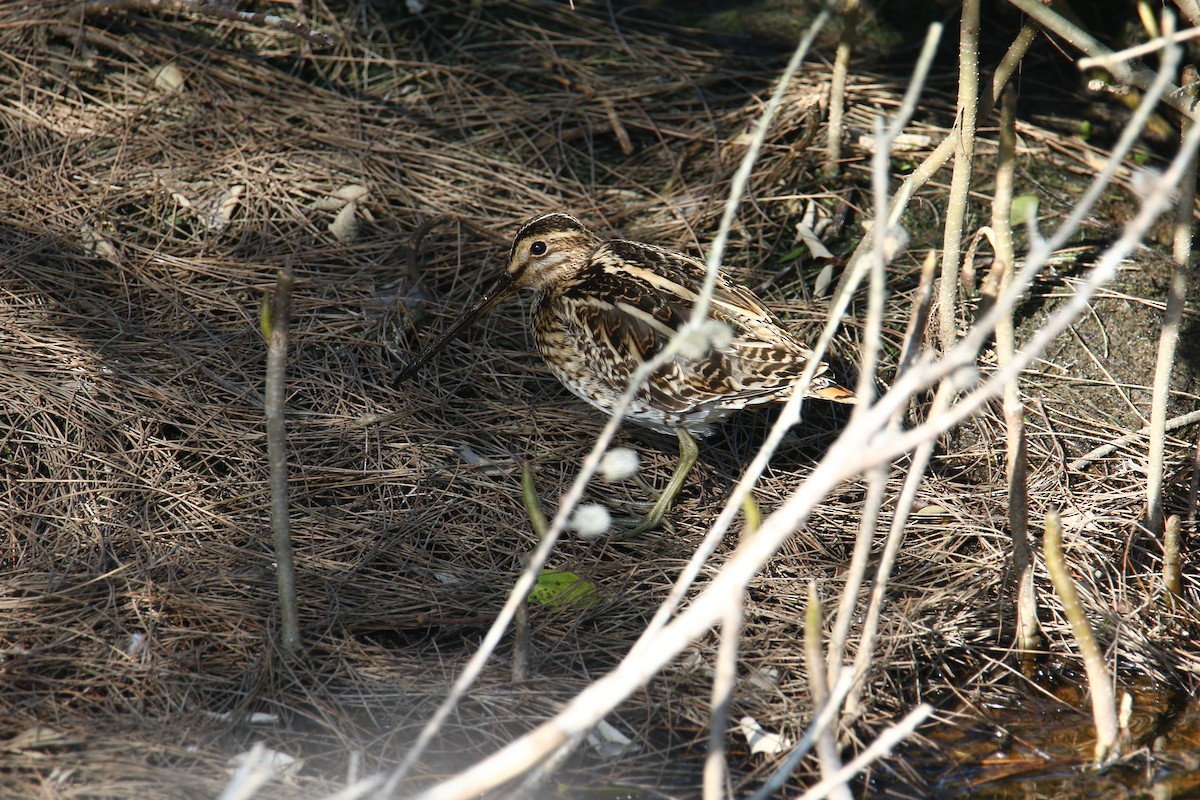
left=1010, top=194, right=1039, bottom=227
left=778, top=246, right=806, bottom=263
left=529, top=569, right=597, bottom=608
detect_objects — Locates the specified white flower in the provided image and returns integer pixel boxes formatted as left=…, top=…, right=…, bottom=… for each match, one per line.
left=569, top=504, right=612, bottom=538
left=600, top=448, right=640, bottom=481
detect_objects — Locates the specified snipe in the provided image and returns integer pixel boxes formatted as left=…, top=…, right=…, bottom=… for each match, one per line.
left=399, top=213, right=853, bottom=533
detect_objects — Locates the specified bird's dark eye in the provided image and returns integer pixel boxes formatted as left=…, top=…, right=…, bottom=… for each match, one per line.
left=529, top=241, right=547, bottom=256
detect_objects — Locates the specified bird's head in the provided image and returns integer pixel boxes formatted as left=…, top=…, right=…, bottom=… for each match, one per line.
left=504, top=212, right=601, bottom=292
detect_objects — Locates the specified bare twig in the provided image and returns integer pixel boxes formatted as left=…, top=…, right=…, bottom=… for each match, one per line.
left=703, top=604, right=742, bottom=800
left=262, top=267, right=299, bottom=654
left=824, top=0, right=859, bottom=177
left=1068, top=407, right=1200, bottom=470
left=1077, top=24, right=1200, bottom=69
left=897, top=250, right=938, bottom=376
left=1164, top=515, right=1183, bottom=597
left=992, top=85, right=1040, bottom=656
left=1146, top=61, right=1196, bottom=535
left=1043, top=511, right=1119, bottom=763
left=1175, top=0, right=1200, bottom=27
left=806, top=583, right=851, bottom=800
left=937, top=0, right=981, bottom=349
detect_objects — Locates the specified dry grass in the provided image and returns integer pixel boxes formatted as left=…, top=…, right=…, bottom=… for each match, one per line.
left=1, top=1, right=1197, bottom=797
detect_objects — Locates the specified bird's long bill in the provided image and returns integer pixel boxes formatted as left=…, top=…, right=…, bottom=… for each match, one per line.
left=396, top=272, right=516, bottom=382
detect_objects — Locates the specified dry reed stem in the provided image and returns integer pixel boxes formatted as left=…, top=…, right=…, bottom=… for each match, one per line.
left=936, top=0, right=981, bottom=350
left=1042, top=511, right=1119, bottom=764
left=702, top=604, right=742, bottom=800
left=1145, top=61, right=1196, bottom=535
left=824, top=0, right=859, bottom=177
left=991, top=86, right=1040, bottom=656
left=1164, top=515, right=1183, bottom=597
left=263, top=268, right=300, bottom=655
left=802, top=581, right=849, bottom=800
left=1176, top=0, right=1200, bottom=26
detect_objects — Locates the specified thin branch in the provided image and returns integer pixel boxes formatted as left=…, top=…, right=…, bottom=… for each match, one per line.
left=1069, top=407, right=1200, bottom=471
left=1175, top=0, right=1200, bottom=27
left=807, top=583, right=851, bottom=800
left=703, top=605, right=743, bottom=800
left=937, top=0, right=981, bottom=349
left=791, top=705, right=933, bottom=800
left=1043, top=511, right=1119, bottom=763
left=992, top=85, right=1040, bottom=655
left=262, top=267, right=299, bottom=654
left=1146, top=60, right=1197, bottom=535
left=824, top=0, right=859, bottom=176
left=1077, top=24, right=1200, bottom=70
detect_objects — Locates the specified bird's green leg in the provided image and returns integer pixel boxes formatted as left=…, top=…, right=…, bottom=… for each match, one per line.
left=628, top=428, right=699, bottom=535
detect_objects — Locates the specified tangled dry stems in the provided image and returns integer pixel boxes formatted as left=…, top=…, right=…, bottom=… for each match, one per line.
left=1, top=2, right=1197, bottom=797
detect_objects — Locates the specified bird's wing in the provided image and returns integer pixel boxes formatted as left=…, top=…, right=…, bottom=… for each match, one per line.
left=549, top=242, right=830, bottom=412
